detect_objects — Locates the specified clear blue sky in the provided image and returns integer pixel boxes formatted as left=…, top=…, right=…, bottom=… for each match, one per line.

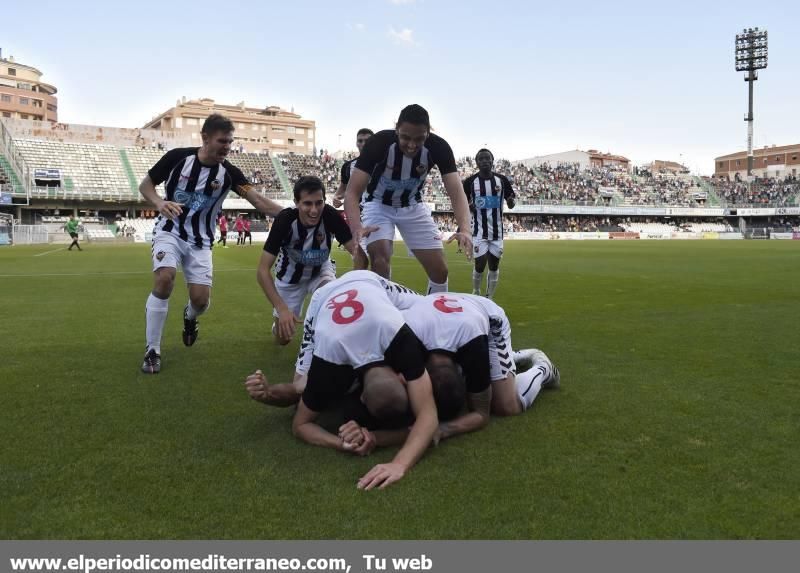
left=3, top=0, right=798, bottom=174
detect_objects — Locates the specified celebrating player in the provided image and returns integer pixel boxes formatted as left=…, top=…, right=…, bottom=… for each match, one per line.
left=344, top=104, right=473, bottom=293
left=257, top=175, right=358, bottom=345
left=138, top=113, right=282, bottom=374
left=463, top=149, right=516, bottom=299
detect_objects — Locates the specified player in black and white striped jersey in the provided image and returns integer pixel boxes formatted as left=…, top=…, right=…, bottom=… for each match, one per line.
left=257, top=176, right=358, bottom=345
left=462, top=149, right=516, bottom=299
left=344, top=105, right=473, bottom=294
left=332, top=128, right=373, bottom=270
left=138, top=114, right=283, bottom=374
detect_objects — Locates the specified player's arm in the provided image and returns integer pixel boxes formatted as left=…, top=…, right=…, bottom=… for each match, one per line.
left=344, top=168, right=370, bottom=237
left=237, top=184, right=283, bottom=217
left=332, top=162, right=349, bottom=208
left=325, top=205, right=356, bottom=257
left=256, top=250, right=300, bottom=341
left=292, top=399, right=353, bottom=451
left=463, top=177, right=475, bottom=210
left=244, top=369, right=301, bottom=407
left=139, top=175, right=182, bottom=219
left=443, top=172, right=472, bottom=240
left=436, top=335, right=493, bottom=441
left=357, top=370, right=438, bottom=490
left=501, top=175, right=516, bottom=209
left=140, top=148, right=187, bottom=218
left=437, top=387, right=492, bottom=442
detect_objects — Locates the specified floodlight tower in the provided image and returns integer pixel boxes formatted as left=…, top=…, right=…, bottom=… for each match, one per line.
left=735, top=27, right=768, bottom=178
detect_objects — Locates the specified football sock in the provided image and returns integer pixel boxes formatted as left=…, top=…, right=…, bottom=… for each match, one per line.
left=472, top=270, right=483, bottom=294
left=145, top=293, right=169, bottom=354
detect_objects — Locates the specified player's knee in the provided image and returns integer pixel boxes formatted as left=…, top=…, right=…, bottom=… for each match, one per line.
left=371, top=255, right=391, bottom=277
left=153, top=271, right=175, bottom=298
left=190, top=292, right=210, bottom=310
left=428, top=266, right=448, bottom=284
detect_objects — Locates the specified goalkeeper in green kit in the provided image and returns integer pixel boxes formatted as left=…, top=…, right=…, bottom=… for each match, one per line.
left=65, top=215, right=82, bottom=251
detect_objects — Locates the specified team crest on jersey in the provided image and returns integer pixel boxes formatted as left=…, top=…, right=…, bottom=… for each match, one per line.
left=474, top=246, right=479, bottom=254
left=156, top=251, right=165, bottom=261
left=415, top=164, right=428, bottom=177
left=315, top=231, right=326, bottom=244
left=210, top=179, right=221, bottom=191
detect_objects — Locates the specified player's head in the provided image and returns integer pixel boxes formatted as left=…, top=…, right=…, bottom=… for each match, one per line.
left=426, top=352, right=466, bottom=421
left=356, top=128, right=374, bottom=153
left=201, top=114, right=235, bottom=163
left=294, top=176, right=326, bottom=227
left=361, top=365, right=409, bottom=427
left=396, top=104, right=430, bottom=158
left=476, top=149, right=494, bottom=173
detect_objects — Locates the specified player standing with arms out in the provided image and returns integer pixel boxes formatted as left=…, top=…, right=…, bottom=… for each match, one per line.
left=333, top=128, right=373, bottom=270
left=138, top=114, right=282, bottom=374
left=462, top=149, right=516, bottom=299
left=344, top=105, right=473, bottom=293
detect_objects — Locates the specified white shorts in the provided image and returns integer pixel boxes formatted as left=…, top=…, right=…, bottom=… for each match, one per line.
left=488, top=309, right=516, bottom=381
left=474, top=238, right=504, bottom=259
left=272, top=262, right=336, bottom=318
left=362, top=202, right=442, bottom=251
left=151, top=232, right=213, bottom=286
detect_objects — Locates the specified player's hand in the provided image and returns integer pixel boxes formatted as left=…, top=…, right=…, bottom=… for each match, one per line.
left=446, top=232, right=474, bottom=261
left=276, top=309, right=302, bottom=342
left=332, top=194, right=344, bottom=209
left=338, top=420, right=366, bottom=448
left=352, top=429, right=377, bottom=457
left=354, top=225, right=380, bottom=244
left=156, top=199, right=183, bottom=220
left=357, top=462, right=406, bottom=490
left=244, top=369, right=269, bottom=403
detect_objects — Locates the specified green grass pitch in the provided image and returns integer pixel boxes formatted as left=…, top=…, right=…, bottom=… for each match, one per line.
left=1, top=240, right=799, bottom=539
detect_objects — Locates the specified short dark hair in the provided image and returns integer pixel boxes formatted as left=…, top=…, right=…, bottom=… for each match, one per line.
left=476, top=148, right=494, bottom=162
left=201, top=114, right=235, bottom=134
left=396, top=104, right=430, bottom=129
left=293, top=175, right=325, bottom=202
left=356, top=128, right=374, bottom=137
left=427, top=353, right=466, bottom=421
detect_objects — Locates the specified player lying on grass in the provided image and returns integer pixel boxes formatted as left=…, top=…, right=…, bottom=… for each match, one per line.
left=337, top=293, right=560, bottom=447
left=246, top=270, right=433, bottom=490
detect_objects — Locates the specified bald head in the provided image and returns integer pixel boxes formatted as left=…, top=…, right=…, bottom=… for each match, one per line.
left=361, top=366, right=409, bottom=425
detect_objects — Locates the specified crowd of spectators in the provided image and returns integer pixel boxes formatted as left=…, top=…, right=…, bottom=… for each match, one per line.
left=269, top=151, right=798, bottom=209
left=708, top=175, right=800, bottom=206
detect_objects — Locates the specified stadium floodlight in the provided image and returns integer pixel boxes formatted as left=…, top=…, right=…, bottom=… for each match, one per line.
left=735, top=27, right=768, bottom=177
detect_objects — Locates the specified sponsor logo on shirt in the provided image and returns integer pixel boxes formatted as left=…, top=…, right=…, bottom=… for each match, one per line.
left=288, top=248, right=330, bottom=266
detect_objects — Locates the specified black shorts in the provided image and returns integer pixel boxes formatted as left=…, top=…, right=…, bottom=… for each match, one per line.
left=69, top=232, right=78, bottom=239
left=220, top=231, right=227, bottom=238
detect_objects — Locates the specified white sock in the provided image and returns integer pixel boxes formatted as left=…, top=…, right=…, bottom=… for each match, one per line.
left=472, top=270, right=483, bottom=294
left=146, top=293, right=169, bottom=354
left=185, top=299, right=210, bottom=320
left=515, top=362, right=551, bottom=410
left=427, top=279, right=448, bottom=294
left=487, top=270, right=500, bottom=298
